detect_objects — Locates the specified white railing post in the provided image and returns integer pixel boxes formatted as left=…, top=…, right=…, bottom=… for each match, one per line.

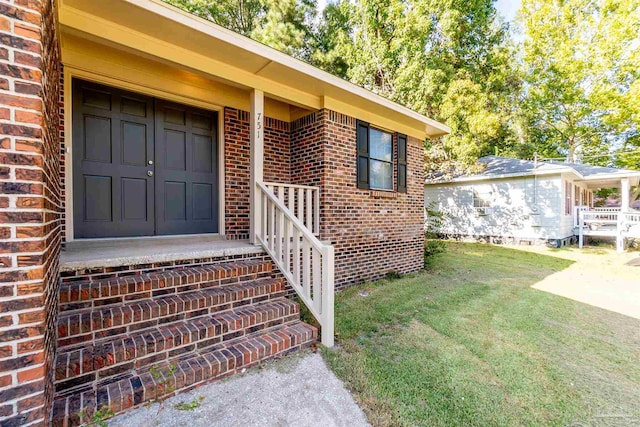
left=578, top=210, right=584, bottom=248
left=321, top=245, right=334, bottom=347
left=306, top=189, right=312, bottom=230
left=314, top=187, right=320, bottom=235
left=616, top=213, right=625, bottom=252
left=249, top=89, right=264, bottom=244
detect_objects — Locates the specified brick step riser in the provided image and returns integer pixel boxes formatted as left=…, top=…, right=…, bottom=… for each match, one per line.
left=59, top=262, right=275, bottom=312
left=52, top=323, right=317, bottom=427
left=55, top=314, right=301, bottom=396
left=54, top=301, right=301, bottom=388
left=57, top=281, right=286, bottom=348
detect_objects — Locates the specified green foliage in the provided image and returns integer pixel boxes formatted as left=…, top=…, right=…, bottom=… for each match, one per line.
left=163, top=0, right=264, bottom=35
left=80, top=406, right=114, bottom=427
left=174, top=396, right=204, bottom=411
left=164, top=0, right=640, bottom=174
left=424, top=201, right=447, bottom=238
left=295, top=295, right=320, bottom=329
left=327, top=0, right=520, bottom=170
left=164, top=0, right=316, bottom=57
left=424, top=239, right=446, bottom=267
left=385, top=270, right=403, bottom=280
left=519, top=0, right=640, bottom=163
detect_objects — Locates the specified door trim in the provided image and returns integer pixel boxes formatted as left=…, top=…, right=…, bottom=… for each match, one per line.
left=64, top=67, right=226, bottom=241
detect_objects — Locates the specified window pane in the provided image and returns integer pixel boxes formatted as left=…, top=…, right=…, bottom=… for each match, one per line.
left=370, top=160, right=392, bottom=190
left=370, top=128, right=392, bottom=161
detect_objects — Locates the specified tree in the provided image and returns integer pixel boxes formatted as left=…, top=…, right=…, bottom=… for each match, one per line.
left=520, top=0, right=640, bottom=164
left=164, top=0, right=316, bottom=57
left=324, top=0, right=520, bottom=171
left=164, top=0, right=264, bottom=35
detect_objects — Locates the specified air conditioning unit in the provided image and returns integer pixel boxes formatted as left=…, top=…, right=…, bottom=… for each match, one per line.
left=529, top=205, right=542, bottom=226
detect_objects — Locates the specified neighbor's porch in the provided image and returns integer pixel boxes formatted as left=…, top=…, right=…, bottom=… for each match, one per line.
left=573, top=176, right=640, bottom=251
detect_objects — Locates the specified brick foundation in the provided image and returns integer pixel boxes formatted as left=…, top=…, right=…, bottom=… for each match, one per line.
left=0, top=0, right=62, bottom=425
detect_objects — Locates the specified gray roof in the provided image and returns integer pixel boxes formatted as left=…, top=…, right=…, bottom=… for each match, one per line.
left=477, top=156, right=566, bottom=176
left=560, top=161, right=636, bottom=178
left=427, top=155, right=640, bottom=184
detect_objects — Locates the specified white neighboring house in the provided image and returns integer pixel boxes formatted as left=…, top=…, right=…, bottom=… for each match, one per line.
left=424, top=156, right=640, bottom=249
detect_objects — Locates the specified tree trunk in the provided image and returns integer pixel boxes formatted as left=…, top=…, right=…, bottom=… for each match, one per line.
left=567, top=137, right=575, bottom=162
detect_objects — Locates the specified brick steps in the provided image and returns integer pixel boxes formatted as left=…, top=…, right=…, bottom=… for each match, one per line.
left=59, top=259, right=274, bottom=312
left=54, top=297, right=300, bottom=388
left=52, top=321, right=317, bottom=427
left=57, top=277, right=285, bottom=347
left=52, top=257, right=317, bottom=426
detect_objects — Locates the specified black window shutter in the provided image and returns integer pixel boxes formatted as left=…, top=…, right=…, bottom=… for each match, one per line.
left=357, top=120, right=370, bottom=189
left=397, top=133, right=407, bottom=193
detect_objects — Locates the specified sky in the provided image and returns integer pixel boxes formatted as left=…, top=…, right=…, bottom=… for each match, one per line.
left=496, top=0, right=521, bottom=23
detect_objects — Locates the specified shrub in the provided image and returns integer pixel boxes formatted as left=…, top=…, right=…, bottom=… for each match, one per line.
left=424, top=239, right=447, bottom=267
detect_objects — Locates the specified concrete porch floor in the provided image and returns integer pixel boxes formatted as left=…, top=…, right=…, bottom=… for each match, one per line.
left=60, top=235, right=262, bottom=271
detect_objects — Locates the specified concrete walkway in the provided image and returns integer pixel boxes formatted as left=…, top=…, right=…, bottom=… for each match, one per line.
left=109, top=352, right=370, bottom=427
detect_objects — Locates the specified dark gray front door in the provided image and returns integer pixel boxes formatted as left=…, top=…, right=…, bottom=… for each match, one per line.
left=155, top=100, right=219, bottom=235
left=72, top=79, right=218, bottom=238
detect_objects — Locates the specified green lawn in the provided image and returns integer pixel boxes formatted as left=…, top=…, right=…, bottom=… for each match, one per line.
left=324, top=242, right=640, bottom=427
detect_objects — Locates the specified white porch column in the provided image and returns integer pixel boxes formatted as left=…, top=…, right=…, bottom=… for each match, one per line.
left=250, top=89, right=264, bottom=244
left=621, top=178, right=630, bottom=212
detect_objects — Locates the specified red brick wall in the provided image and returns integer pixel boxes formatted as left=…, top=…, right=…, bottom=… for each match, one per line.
left=291, top=110, right=324, bottom=189
left=291, top=109, right=425, bottom=288
left=223, top=107, right=291, bottom=240
left=0, top=0, right=62, bottom=425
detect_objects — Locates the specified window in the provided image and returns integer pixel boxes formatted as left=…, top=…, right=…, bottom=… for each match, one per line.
left=472, top=188, right=493, bottom=215
left=473, top=189, right=492, bottom=208
left=564, top=181, right=572, bottom=215
left=357, top=121, right=406, bottom=192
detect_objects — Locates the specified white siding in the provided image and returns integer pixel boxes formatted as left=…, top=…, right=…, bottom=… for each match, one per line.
left=425, top=174, right=573, bottom=240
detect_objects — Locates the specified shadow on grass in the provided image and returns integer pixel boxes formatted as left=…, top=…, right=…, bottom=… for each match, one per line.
left=324, top=242, right=640, bottom=427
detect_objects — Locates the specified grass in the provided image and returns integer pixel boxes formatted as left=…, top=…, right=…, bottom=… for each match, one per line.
left=323, top=242, right=640, bottom=427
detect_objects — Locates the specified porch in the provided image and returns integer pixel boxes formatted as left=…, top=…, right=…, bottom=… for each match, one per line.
left=572, top=174, right=640, bottom=252
left=575, top=207, right=640, bottom=252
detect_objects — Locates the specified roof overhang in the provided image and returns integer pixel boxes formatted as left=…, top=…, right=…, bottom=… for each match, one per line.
left=56, top=0, right=449, bottom=140
left=574, top=173, right=640, bottom=190
left=425, top=168, right=572, bottom=185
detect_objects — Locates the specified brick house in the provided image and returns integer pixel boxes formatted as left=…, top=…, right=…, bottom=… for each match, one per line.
left=0, top=0, right=449, bottom=425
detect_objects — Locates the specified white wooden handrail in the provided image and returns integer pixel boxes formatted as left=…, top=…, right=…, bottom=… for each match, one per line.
left=578, top=209, right=640, bottom=252
left=264, top=182, right=320, bottom=236
left=256, top=181, right=334, bottom=347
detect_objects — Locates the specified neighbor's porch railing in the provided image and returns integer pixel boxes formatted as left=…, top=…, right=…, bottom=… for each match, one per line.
left=573, top=206, right=623, bottom=227
left=256, top=182, right=334, bottom=347
left=577, top=207, right=640, bottom=252
left=264, top=182, right=320, bottom=236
